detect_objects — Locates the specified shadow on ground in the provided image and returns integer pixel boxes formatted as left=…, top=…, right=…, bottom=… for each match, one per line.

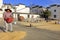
left=0, top=26, right=5, bottom=32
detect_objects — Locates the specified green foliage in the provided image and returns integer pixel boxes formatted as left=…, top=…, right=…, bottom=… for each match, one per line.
left=43, top=10, right=51, bottom=17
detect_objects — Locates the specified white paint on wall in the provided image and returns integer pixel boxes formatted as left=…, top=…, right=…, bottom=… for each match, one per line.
left=30, top=14, right=40, bottom=18
left=48, top=5, right=60, bottom=20
left=16, top=4, right=25, bottom=10
left=16, top=4, right=30, bottom=13
left=17, top=7, right=30, bottom=13
left=20, top=14, right=28, bottom=19
left=0, top=0, right=3, bottom=8
left=0, top=14, right=3, bottom=18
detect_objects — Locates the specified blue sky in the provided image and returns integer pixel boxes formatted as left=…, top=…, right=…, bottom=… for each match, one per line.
left=3, top=0, right=60, bottom=7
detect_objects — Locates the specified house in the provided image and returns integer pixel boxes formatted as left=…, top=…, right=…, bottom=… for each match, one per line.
left=13, top=5, right=46, bottom=21
left=47, top=4, right=60, bottom=20
left=0, top=0, right=4, bottom=18
left=30, top=5, right=43, bottom=15
left=0, top=3, right=30, bottom=20
left=0, top=0, right=3, bottom=8
left=12, top=4, right=30, bottom=20
left=13, top=4, right=40, bottom=20
left=30, top=5, right=47, bottom=18
left=0, top=0, right=45, bottom=21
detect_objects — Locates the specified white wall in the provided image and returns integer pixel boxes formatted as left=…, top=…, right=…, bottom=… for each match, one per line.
left=0, top=11, right=3, bottom=18
left=31, top=7, right=43, bottom=14
left=0, top=4, right=30, bottom=19
left=17, top=7, right=30, bottom=13
left=30, top=14, right=40, bottom=18
left=56, top=7, right=60, bottom=19
left=48, top=6, right=60, bottom=20
left=0, top=0, right=3, bottom=8
left=31, top=8, right=38, bottom=14
left=0, top=14, right=3, bottom=18
left=19, top=14, right=28, bottom=19
left=16, top=5, right=25, bottom=10
left=15, top=4, right=30, bottom=13
left=13, top=13, right=39, bottom=20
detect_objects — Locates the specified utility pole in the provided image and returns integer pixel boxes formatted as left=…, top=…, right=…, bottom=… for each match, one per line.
left=29, top=3, right=33, bottom=27
left=14, top=7, right=17, bottom=24
left=12, top=6, right=17, bottom=24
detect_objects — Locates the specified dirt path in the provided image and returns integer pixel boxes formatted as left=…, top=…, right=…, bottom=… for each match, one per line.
left=0, top=19, right=60, bottom=40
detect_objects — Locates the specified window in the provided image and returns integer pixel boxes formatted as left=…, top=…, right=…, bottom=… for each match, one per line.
left=54, top=10, right=56, bottom=12
left=54, top=15, right=56, bottom=18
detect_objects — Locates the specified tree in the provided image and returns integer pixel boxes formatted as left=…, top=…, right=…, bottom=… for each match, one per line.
left=43, top=9, right=51, bottom=20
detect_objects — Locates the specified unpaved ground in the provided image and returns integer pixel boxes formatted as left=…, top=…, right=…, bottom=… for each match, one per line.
left=20, top=21, right=60, bottom=31
left=0, top=19, right=60, bottom=40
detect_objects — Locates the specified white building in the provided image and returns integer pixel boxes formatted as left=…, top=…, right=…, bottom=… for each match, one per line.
left=30, top=5, right=43, bottom=15
left=13, top=4, right=40, bottom=20
left=47, top=4, right=60, bottom=20
left=30, top=5, right=46, bottom=18
left=0, top=3, right=30, bottom=19
left=0, top=0, right=3, bottom=18
left=0, top=1, right=42, bottom=21
left=0, top=0, right=3, bottom=8
left=12, top=4, right=30, bottom=20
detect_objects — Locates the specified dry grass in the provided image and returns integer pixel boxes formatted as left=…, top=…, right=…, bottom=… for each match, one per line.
left=0, top=31, right=26, bottom=40
left=0, top=19, right=27, bottom=40
left=20, top=21, right=60, bottom=31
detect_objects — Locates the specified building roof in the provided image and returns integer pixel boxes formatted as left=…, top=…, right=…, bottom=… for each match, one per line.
left=14, top=3, right=25, bottom=6
left=31, top=5, right=43, bottom=8
left=39, top=6, right=43, bottom=8
left=13, top=3, right=29, bottom=8
left=50, top=4, right=57, bottom=7
left=50, top=4, right=60, bottom=7
left=57, top=5, right=60, bottom=7
left=47, top=4, right=60, bottom=9
left=3, top=3, right=11, bottom=5
left=46, top=7, right=50, bottom=9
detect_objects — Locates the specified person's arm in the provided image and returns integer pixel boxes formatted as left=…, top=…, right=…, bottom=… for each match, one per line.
left=10, top=13, right=13, bottom=18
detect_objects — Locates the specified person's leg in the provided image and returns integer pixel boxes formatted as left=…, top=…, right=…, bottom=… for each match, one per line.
left=5, top=22, right=8, bottom=32
left=4, top=21, right=6, bottom=29
left=9, top=23, right=13, bottom=31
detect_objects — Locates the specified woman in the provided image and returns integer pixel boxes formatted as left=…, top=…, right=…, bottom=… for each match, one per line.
left=3, top=9, right=13, bottom=32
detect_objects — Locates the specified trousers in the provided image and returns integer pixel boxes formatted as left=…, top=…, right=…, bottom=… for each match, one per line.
left=4, top=21, right=13, bottom=31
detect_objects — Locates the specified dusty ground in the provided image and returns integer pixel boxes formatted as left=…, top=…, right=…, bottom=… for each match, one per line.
left=20, top=21, right=60, bottom=31
left=0, top=19, right=26, bottom=40
left=0, top=31, right=26, bottom=40
left=0, top=19, right=60, bottom=40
